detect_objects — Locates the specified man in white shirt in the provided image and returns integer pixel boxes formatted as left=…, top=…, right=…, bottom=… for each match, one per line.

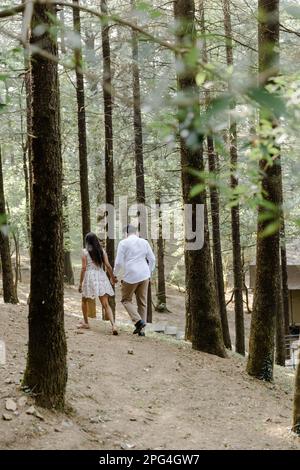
left=114, top=224, right=155, bottom=336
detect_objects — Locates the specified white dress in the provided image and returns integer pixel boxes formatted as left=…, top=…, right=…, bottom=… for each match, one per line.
left=82, top=249, right=114, bottom=299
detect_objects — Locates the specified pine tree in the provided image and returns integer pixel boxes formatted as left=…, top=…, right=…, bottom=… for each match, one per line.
left=23, top=3, right=67, bottom=409
left=247, top=0, right=281, bottom=381
left=174, top=0, right=226, bottom=357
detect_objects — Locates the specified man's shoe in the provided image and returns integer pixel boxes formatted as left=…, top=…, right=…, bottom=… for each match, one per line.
left=138, top=331, right=145, bottom=337
left=133, top=320, right=146, bottom=334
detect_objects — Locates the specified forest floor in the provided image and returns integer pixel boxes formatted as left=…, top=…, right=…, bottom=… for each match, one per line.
left=1, top=278, right=300, bottom=450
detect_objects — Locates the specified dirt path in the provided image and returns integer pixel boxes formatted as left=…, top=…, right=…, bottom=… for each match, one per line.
left=0, top=293, right=299, bottom=450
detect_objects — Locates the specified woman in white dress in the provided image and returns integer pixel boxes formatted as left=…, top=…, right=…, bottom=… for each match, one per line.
left=78, top=232, right=118, bottom=335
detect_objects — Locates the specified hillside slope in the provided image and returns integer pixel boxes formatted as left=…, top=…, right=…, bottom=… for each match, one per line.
left=0, top=302, right=299, bottom=450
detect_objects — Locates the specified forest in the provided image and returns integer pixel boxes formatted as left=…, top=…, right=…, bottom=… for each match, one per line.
left=0, top=0, right=300, bottom=452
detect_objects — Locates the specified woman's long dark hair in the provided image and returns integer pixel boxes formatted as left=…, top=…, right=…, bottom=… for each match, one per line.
left=85, top=232, right=104, bottom=267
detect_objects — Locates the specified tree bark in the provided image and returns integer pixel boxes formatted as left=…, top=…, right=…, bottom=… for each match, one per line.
left=23, top=3, right=67, bottom=409
left=131, top=0, right=152, bottom=323
left=156, top=194, right=167, bottom=311
left=275, top=271, right=286, bottom=365
left=174, top=0, right=226, bottom=357
left=275, top=157, right=287, bottom=365
left=278, top=170, right=290, bottom=335
left=22, top=0, right=33, bottom=251
left=101, top=0, right=115, bottom=316
left=207, top=136, right=231, bottom=349
left=247, top=0, right=281, bottom=381
left=62, top=191, right=74, bottom=285
left=293, top=352, right=300, bottom=435
left=73, top=0, right=91, bottom=244
left=199, top=1, right=231, bottom=349
left=0, top=147, right=18, bottom=304
left=222, top=0, right=245, bottom=355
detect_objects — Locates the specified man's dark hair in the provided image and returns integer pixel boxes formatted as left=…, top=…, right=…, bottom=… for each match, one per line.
left=123, top=224, right=137, bottom=235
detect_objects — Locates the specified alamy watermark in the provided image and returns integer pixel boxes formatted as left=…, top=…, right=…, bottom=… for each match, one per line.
left=96, top=197, right=204, bottom=251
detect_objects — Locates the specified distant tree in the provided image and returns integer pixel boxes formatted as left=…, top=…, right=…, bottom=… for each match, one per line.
left=101, top=0, right=115, bottom=315
left=131, top=0, right=152, bottom=323
left=155, top=193, right=167, bottom=311
left=23, top=3, right=67, bottom=409
left=63, top=190, right=75, bottom=285
left=222, top=0, right=245, bottom=355
left=73, top=0, right=91, bottom=244
left=200, top=0, right=231, bottom=349
left=0, top=146, right=18, bottom=304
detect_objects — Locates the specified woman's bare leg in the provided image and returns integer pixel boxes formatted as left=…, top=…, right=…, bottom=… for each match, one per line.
left=78, top=298, right=90, bottom=328
left=99, top=295, right=118, bottom=334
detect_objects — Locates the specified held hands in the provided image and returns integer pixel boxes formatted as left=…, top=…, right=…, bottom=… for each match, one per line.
left=78, top=285, right=82, bottom=293
left=110, top=275, right=118, bottom=286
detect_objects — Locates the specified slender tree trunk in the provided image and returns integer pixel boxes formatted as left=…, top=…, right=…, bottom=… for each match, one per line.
left=281, top=232, right=290, bottom=335
left=23, top=3, right=67, bottom=409
left=62, top=191, right=74, bottom=285
left=101, top=0, right=115, bottom=316
left=23, top=0, right=33, bottom=250
left=20, top=96, right=31, bottom=249
left=131, top=0, right=152, bottom=323
left=275, top=157, right=287, bottom=365
left=199, top=1, right=231, bottom=349
left=222, top=0, right=245, bottom=355
left=156, top=194, right=167, bottom=311
left=275, top=271, right=286, bottom=365
left=293, top=353, right=300, bottom=435
left=207, top=136, right=232, bottom=349
left=0, top=147, right=18, bottom=304
left=278, top=170, right=290, bottom=335
left=247, top=0, right=281, bottom=381
left=73, top=0, right=91, bottom=244
left=174, top=0, right=226, bottom=357
left=101, top=0, right=114, bottom=266
left=59, top=8, right=66, bottom=54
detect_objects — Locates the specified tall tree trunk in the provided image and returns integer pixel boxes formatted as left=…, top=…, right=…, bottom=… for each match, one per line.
left=73, top=0, right=91, bottom=244
left=247, top=0, right=281, bottom=381
left=101, top=0, right=115, bottom=316
left=156, top=194, right=167, bottom=311
left=23, top=3, right=67, bottom=409
left=207, top=136, right=232, bottom=349
left=23, top=0, right=33, bottom=251
left=278, top=171, right=289, bottom=335
left=200, top=0, right=231, bottom=349
left=222, top=0, right=245, bottom=355
left=131, top=0, right=152, bottom=323
left=0, top=147, right=18, bottom=304
left=275, top=157, right=287, bottom=365
left=174, top=0, right=226, bottom=357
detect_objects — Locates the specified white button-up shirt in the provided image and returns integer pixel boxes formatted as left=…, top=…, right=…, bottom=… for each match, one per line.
left=114, top=234, right=156, bottom=284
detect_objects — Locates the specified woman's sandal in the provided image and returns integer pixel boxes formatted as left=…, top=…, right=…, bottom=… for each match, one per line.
left=112, top=328, right=119, bottom=336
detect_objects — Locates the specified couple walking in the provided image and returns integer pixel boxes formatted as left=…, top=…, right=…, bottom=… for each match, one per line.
left=78, top=225, right=155, bottom=336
